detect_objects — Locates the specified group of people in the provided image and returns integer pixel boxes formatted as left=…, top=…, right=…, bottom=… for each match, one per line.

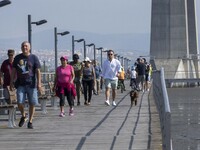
left=0, top=41, right=152, bottom=129
left=129, top=57, right=152, bottom=92
left=0, top=41, right=124, bottom=129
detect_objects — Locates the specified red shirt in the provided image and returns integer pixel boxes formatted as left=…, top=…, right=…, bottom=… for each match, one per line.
left=0, top=59, right=13, bottom=88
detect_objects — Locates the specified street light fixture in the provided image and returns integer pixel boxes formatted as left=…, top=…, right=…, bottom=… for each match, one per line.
left=115, top=54, right=120, bottom=60
left=74, top=39, right=86, bottom=60
left=86, top=43, right=95, bottom=61
left=28, top=14, right=47, bottom=52
left=54, top=27, right=70, bottom=70
left=96, top=47, right=103, bottom=68
left=120, top=56, right=124, bottom=67
left=0, top=0, right=11, bottom=7
left=72, top=35, right=84, bottom=56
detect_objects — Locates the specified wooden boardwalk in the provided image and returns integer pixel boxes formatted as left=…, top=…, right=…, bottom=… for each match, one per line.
left=0, top=84, right=162, bottom=150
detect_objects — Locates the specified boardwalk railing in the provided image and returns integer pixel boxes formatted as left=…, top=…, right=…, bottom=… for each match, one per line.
left=41, top=72, right=55, bottom=83
left=152, top=67, right=173, bottom=150
left=165, top=78, right=200, bottom=87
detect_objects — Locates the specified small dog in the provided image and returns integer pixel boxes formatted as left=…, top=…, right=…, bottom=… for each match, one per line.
left=130, top=89, right=139, bottom=106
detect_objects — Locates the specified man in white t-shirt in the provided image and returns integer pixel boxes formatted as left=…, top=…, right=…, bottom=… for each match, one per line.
left=101, top=50, right=121, bottom=106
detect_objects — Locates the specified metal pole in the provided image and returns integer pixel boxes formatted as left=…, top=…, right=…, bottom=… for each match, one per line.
left=28, top=14, right=32, bottom=52
left=121, top=57, right=124, bottom=67
left=72, top=35, right=75, bottom=56
left=84, top=40, right=86, bottom=60
left=94, top=45, right=96, bottom=61
left=101, top=49, right=103, bottom=68
left=54, top=27, right=58, bottom=71
left=43, top=60, right=46, bottom=72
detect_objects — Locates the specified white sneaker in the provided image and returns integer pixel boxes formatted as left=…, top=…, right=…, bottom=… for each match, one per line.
left=105, top=100, right=110, bottom=106
left=112, top=101, right=116, bottom=106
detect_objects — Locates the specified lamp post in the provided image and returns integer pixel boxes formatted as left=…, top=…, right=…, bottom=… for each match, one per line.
left=115, top=54, right=120, bottom=60
left=83, top=40, right=86, bottom=60
left=0, top=0, right=11, bottom=7
left=28, top=14, right=47, bottom=52
left=54, top=27, right=70, bottom=71
left=123, top=57, right=126, bottom=70
left=78, top=39, right=87, bottom=60
left=114, top=54, right=118, bottom=59
left=120, top=56, right=124, bottom=67
left=96, top=47, right=103, bottom=68
left=86, top=43, right=95, bottom=61
left=72, top=35, right=84, bottom=56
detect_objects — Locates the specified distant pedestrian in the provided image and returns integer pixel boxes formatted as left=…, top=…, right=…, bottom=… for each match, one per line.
left=82, top=57, right=96, bottom=105
left=70, top=54, right=83, bottom=106
left=130, top=66, right=137, bottom=89
left=53, top=56, right=75, bottom=117
left=145, top=63, right=152, bottom=91
left=10, top=41, right=42, bottom=129
left=101, top=50, right=121, bottom=106
left=93, top=60, right=102, bottom=95
left=136, top=58, right=146, bottom=92
left=0, top=49, right=15, bottom=104
left=118, top=67, right=126, bottom=92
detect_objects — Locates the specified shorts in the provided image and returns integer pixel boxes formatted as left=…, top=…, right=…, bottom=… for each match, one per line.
left=17, top=86, right=38, bottom=105
left=137, top=75, right=145, bottom=84
left=104, top=79, right=118, bottom=89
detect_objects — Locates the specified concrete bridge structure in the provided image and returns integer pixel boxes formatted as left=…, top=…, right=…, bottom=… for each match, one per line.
left=150, top=0, right=200, bottom=79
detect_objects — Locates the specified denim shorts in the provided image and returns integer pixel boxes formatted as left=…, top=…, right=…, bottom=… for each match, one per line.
left=17, top=86, right=38, bottom=105
left=104, top=79, right=118, bottom=89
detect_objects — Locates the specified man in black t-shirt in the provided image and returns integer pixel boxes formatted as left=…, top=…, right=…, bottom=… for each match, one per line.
left=10, top=41, right=42, bottom=129
left=136, top=58, right=146, bottom=92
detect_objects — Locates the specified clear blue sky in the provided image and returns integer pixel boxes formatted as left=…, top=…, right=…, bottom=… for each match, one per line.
left=0, top=0, right=200, bottom=42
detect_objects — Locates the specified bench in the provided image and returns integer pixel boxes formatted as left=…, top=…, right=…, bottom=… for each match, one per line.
left=38, top=83, right=51, bottom=114
left=0, top=86, right=17, bottom=128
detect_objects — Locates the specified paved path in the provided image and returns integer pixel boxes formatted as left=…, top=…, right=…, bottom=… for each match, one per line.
left=0, top=83, right=162, bottom=150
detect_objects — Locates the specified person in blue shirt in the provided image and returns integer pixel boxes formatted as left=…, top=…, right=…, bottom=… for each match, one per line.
left=93, top=60, right=102, bottom=95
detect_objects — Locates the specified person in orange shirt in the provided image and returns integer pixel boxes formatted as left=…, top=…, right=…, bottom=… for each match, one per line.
left=118, top=67, right=126, bottom=91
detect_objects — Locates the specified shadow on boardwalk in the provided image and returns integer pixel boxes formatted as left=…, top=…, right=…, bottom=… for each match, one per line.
left=0, top=83, right=162, bottom=150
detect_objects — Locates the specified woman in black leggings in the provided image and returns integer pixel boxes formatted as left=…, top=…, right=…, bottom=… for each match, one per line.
left=82, top=57, right=96, bottom=105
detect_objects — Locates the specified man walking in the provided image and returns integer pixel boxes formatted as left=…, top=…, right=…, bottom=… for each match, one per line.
left=101, top=50, right=121, bottom=106
left=10, top=41, right=42, bottom=129
left=0, top=49, right=15, bottom=104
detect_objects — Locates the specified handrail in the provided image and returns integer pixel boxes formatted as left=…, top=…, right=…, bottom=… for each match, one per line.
left=152, top=67, right=173, bottom=150
left=41, top=72, right=55, bottom=83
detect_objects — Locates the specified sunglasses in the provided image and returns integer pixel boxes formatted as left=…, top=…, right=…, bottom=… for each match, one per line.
left=108, top=53, right=113, bottom=56
left=8, top=54, right=14, bottom=57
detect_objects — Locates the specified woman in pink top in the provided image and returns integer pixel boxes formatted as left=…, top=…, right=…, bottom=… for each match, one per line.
left=53, top=56, right=75, bottom=117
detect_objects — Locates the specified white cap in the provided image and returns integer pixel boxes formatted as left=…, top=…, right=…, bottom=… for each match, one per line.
left=84, top=57, right=91, bottom=62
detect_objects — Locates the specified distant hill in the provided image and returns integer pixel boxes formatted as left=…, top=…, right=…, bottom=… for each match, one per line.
left=0, top=30, right=150, bottom=54
left=1, top=30, right=199, bottom=62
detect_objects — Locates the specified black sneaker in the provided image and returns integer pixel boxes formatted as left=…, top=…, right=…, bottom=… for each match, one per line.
left=27, top=122, right=33, bottom=129
left=19, top=116, right=26, bottom=127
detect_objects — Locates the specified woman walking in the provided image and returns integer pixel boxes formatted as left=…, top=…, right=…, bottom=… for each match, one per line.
left=82, top=57, right=96, bottom=105
left=53, top=56, right=75, bottom=116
